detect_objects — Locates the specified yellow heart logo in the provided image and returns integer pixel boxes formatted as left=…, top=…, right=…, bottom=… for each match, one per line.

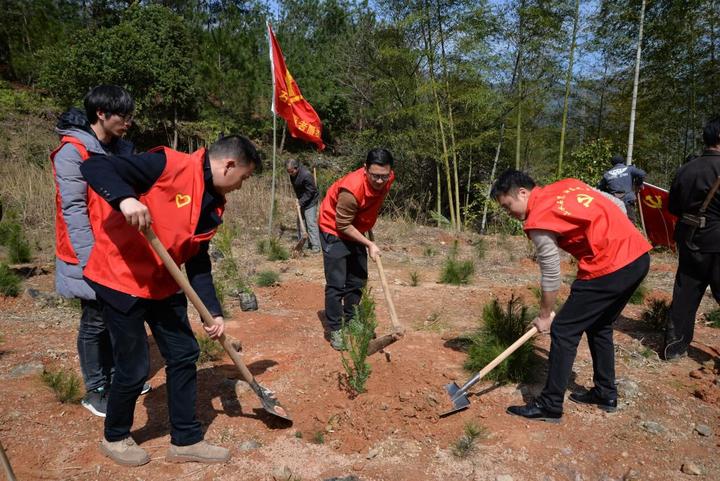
left=175, top=193, right=191, bottom=208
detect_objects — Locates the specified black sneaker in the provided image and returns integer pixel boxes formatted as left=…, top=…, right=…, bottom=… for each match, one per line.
left=82, top=387, right=108, bottom=417
left=506, top=399, right=562, bottom=423
left=569, top=389, right=617, bottom=413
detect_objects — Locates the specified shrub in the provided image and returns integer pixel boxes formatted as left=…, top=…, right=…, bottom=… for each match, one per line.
left=312, top=431, right=325, bottom=444
left=0, top=221, right=31, bottom=263
left=42, top=368, right=82, bottom=403
left=213, top=223, right=235, bottom=258
left=257, top=237, right=288, bottom=261
left=640, top=298, right=670, bottom=331
left=704, top=308, right=720, bottom=328
left=423, top=246, right=436, bottom=257
left=628, top=282, right=647, bottom=305
left=196, top=335, right=224, bottom=364
left=256, top=270, right=280, bottom=287
left=0, top=263, right=21, bottom=297
left=440, top=257, right=475, bottom=285
left=451, top=422, right=488, bottom=458
left=464, top=296, right=536, bottom=384
left=409, top=271, right=420, bottom=286
left=340, top=289, right=377, bottom=395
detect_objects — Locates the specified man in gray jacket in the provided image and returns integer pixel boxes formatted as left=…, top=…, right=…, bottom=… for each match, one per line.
left=286, top=158, right=321, bottom=252
left=51, top=85, right=148, bottom=417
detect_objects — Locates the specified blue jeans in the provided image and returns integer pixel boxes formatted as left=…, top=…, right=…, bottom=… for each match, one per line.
left=297, top=202, right=321, bottom=250
left=102, top=293, right=202, bottom=446
left=77, top=300, right=114, bottom=391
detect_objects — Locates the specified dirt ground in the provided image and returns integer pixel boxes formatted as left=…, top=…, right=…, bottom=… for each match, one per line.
left=1, top=221, right=718, bottom=481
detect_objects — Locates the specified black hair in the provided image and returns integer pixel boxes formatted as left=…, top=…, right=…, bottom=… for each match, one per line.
left=610, top=154, right=625, bottom=166
left=84, top=85, right=134, bottom=124
left=702, top=116, right=720, bottom=148
left=490, top=169, right=536, bottom=199
left=208, top=135, right=262, bottom=174
left=365, top=148, right=394, bottom=168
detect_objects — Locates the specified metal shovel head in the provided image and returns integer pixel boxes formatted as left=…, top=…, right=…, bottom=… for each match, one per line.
left=250, top=380, right=293, bottom=422
left=441, top=382, right=471, bottom=416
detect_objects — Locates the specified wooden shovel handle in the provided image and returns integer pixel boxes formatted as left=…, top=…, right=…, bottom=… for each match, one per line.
left=367, top=230, right=403, bottom=334
left=143, top=228, right=255, bottom=385
left=0, top=440, right=17, bottom=481
left=478, top=326, right=538, bottom=379
left=295, top=200, right=308, bottom=238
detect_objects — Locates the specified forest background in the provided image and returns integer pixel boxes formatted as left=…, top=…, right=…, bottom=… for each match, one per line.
left=1, top=0, right=718, bottom=234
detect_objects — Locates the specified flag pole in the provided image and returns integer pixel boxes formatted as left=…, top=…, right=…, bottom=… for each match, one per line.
left=268, top=22, right=277, bottom=236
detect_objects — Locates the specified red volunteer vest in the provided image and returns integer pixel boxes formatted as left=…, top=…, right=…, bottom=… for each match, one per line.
left=318, top=167, right=395, bottom=239
left=84, top=147, right=224, bottom=299
left=523, top=178, right=651, bottom=280
left=50, top=136, right=108, bottom=264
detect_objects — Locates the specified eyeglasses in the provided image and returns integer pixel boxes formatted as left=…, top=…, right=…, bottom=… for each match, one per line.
left=367, top=172, right=391, bottom=182
left=114, top=113, right=134, bottom=124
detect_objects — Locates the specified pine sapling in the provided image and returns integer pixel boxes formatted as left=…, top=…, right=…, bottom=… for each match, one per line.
left=340, top=288, right=377, bottom=395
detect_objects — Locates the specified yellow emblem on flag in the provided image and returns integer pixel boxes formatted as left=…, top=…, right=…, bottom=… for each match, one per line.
left=175, top=193, right=191, bottom=208
left=643, top=195, right=662, bottom=209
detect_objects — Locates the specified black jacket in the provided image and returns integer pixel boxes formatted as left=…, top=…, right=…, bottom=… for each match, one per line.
left=669, top=149, right=720, bottom=252
left=289, top=165, right=319, bottom=209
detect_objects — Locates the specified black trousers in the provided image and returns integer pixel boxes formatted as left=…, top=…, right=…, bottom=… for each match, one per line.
left=102, top=293, right=202, bottom=446
left=668, top=246, right=720, bottom=350
left=320, top=232, right=368, bottom=332
left=77, top=299, right=114, bottom=391
left=538, top=253, right=650, bottom=413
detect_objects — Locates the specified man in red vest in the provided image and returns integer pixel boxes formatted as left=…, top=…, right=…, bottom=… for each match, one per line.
left=51, top=85, right=150, bottom=418
left=318, top=149, right=395, bottom=350
left=80, top=135, right=260, bottom=466
left=491, top=169, right=651, bottom=422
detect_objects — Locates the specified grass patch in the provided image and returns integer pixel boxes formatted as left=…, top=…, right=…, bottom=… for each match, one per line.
left=409, top=271, right=420, bottom=286
left=312, top=431, right=325, bottom=444
left=294, top=431, right=303, bottom=439
left=340, top=289, right=377, bottom=395
left=628, top=282, right=647, bottom=305
left=0, top=220, right=31, bottom=263
left=255, top=270, right=280, bottom=287
left=0, top=263, right=21, bottom=297
left=451, top=422, right=488, bottom=458
left=439, top=241, right=475, bottom=285
left=196, top=335, right=224, bottom=364
left=42, top=368, right=82, bottom=403
left=257, top=237, right=289, bottom=261
left=640, top=298, right=670, bottom=331
left=423, top=246, right=436, bottom=257
left=705, top=308, right=720, bottom=328
left=464, top=296, right=535, bottom=384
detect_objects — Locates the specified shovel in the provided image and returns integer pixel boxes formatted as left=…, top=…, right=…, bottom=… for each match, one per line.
left=293, top=200, right=308, bottom=256
left=0, top=440, right=17, bottom=481
left=442, top=326, right=538, bottom=416
left=143, top=228, right=292, bottom=422
left=366, top=230, right=405, bottom=357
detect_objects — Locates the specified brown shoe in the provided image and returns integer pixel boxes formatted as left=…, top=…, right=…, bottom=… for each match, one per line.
left=166, top=440, right=230, bottom=464
left=100, top=437, right=150, bottom=466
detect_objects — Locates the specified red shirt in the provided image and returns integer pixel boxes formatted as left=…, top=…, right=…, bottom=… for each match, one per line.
left=318, top=167, right=394, bottom=239
left=524, top=179, right=651, bottom=279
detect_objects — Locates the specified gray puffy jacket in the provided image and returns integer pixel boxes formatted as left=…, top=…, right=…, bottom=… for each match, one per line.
left=53, top=109, right=133, bottom=299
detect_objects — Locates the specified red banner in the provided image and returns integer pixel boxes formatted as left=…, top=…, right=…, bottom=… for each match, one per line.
left=638, top=182, right=677, bottom=250
left=268, top=24, right=325, bottom=151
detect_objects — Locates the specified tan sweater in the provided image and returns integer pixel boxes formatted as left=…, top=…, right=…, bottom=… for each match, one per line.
left=336, top=190, right=359, bottom=234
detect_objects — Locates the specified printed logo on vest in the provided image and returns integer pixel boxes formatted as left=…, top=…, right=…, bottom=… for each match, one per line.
left=175, top=193, right=191, bottom=208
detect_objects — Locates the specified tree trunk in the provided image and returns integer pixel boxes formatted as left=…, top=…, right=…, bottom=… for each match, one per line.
left=172, top=105, right=179, bottom=150
left=626, top=0, right=646, bottom=166
left=481, top=123, right=505, bottom=234
left=278, top=122, right=287, bottom=155
left=557, top=0, right=580, bottom=178
left=436, top=0, right=461, bottom=230
left=516, top=77, right=522, bottom=170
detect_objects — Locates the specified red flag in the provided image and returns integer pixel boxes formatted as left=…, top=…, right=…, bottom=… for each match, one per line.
left=638, top=182, right=677, bottom=250
left=268, top=24, right=325, bottom=151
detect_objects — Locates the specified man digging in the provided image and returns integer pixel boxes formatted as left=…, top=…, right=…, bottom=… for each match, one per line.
left=80, top=135, right=260, bottom=465
left=286, top=158, right=321, bottom=253
left=491, top=169, right=651, bottom=422
left=317, top=148, right=395, bottom=350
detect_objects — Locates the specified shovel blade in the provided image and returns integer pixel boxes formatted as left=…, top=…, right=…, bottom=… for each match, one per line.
left=250, top=381, right=293, bottom=422
left=440, top=382, right=471, bottom=416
